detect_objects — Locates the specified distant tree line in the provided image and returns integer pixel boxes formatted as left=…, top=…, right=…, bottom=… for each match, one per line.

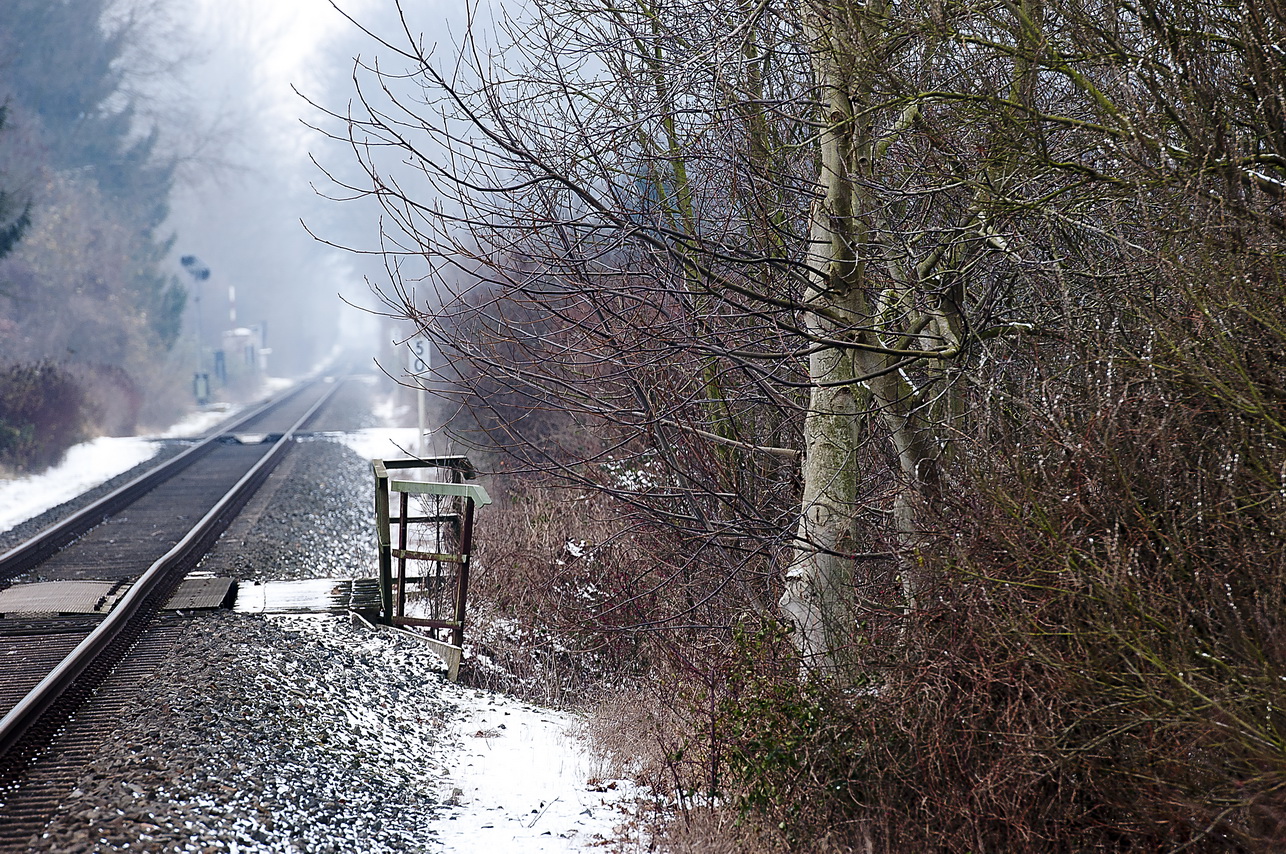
left=0, top=0, right=187, bottom=471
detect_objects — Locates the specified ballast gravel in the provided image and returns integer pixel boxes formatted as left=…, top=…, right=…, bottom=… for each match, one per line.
left=23, top=386, right=640, bottom=853
left=37, top=612, right=455, bottom=853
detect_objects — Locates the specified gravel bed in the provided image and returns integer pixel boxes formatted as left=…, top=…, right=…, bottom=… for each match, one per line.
left=198, top=437, right=379, bottom=583
left=28, top=379, right=464, bottom=852
left=35, top=611, right=462, bottom=853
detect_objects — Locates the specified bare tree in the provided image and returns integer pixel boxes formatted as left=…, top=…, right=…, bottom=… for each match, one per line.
left=325, top=0, right=1284, bottom=674
left=321, top=0, right=1069, bottom=670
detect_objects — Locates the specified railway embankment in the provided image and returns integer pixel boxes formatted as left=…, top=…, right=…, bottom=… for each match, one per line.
left=4, top=378, right=642, bottom=853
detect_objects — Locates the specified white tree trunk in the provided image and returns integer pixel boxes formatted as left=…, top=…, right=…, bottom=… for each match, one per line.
left=779, top=0, right=867, bottom=672
left=780, top=340, right=861, bottom=675
left=780, top=0, right=943, bottom=674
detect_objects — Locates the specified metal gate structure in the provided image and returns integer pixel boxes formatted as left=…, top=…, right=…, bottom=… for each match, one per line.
left=372, top=456, right=491, bottom=678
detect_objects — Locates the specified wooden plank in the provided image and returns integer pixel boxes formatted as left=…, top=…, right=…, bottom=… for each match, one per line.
left=388, top=479, right=492, bottom=506
left=390, top=549, right=464, bottom=563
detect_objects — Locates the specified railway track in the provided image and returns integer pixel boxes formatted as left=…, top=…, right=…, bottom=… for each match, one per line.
left=0, top=378, right=345, bottom=849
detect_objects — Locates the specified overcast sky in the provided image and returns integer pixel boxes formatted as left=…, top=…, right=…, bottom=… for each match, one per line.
left=163, top=0, right=460, bottom=376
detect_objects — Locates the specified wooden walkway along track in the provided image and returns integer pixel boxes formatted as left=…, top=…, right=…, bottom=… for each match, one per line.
left=0, top=378, right=345, bottom=850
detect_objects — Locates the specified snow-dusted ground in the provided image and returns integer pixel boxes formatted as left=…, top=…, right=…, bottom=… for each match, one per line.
left=0, top=436, right=160, bottom=533
left=0, top=401, right=251, bottom=534
left=335, top=426, right=426, bottom=463
left=6, top=387, right=647, bottom=853
left=416, top=659, right=644, bottom=852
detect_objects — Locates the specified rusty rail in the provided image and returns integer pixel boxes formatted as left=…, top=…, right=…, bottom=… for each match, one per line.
left=0, top=380, right=340, bottom=759
left=0, top=383, right=311, bottom=583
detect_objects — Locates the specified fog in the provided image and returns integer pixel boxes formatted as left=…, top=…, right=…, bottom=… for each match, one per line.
left=0, top=0, right=476, bottom=445
left=163, top=0, right=465, bottom=378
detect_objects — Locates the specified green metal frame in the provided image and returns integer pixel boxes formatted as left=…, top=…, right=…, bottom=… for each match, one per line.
left=372, top=456, right=490, bottom=661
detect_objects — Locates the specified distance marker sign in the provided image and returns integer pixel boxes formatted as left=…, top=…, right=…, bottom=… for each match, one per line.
left=406, top=335, right=430, bottom=375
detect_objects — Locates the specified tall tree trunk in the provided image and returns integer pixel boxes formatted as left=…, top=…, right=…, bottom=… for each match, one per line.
left=779, top=1, right=868, bottom=675
left=780, top=0, right=943, bottom=673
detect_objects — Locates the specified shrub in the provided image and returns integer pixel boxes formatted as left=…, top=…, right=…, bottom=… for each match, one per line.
left=676, top=265, right=1286, bottom=851
left=0, top=361, right=92, bottom=472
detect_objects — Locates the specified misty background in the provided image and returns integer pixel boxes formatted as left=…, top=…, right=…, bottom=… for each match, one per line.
left=0, top=0, right=464, bottom=470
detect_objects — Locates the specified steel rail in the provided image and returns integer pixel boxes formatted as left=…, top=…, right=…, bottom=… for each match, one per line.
left=0, top=383, right=312, bottom=581
left=0, top=379, right=341, bottom=758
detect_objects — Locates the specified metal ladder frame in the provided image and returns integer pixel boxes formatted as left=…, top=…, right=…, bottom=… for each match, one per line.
left=372, top=456, right=491, bottom=675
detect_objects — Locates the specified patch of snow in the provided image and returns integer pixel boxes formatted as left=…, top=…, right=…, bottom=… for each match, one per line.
left=433, top=685, right=644, bottom=852
left=270, top=614, right=646, bottom=853
left=336, top=427, right=425, bottom=462
left=0, top=437, right=159, bottom=532
left=372, top=392, right=410, bottom=427
left=155, top=404, right=241, bottom=438
left=601, top=458, right=663, bottom=491
left=260, top=375, right=297, bottom=395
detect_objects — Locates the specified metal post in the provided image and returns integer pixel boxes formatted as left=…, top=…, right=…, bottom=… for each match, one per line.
left=417, top=384, right=427, bottom=457
left=373, top=462, right=392, bottom=620
left=181, top=255, right=211, bottom=405
left=452, top=497, right=476, bottom=648
left=396, top=491, right=409, bottom=618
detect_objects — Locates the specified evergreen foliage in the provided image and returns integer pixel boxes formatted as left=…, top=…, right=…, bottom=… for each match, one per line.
left=0, top=0, right=188, bottom=466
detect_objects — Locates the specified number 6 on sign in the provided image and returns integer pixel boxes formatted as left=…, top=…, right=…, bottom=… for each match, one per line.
left=406, top=335, right=430, bottom=375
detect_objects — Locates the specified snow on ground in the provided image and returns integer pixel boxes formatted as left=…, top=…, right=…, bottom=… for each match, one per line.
left=432, top=676, right=645, bottom=852
left=0, top=375, right=308, bottom=533
left=268, top=615, right=647, bottom=854
left=336, top=427, right=428, bottom=463
left=0, top=404, right=246, bottom=535
left=0, top=436, right=160, bottom=533
left=154, top=403, right=242, bottom=438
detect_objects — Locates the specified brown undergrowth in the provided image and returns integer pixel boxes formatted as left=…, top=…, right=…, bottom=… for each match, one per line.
left=0, top=361, right=92, bottom=472
left=461, top=480, right=656, bottom=706
left=456, top=262, right=1286, bottom=851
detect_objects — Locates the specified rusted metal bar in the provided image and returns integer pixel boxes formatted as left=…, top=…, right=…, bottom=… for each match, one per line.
left=452, top=497, right=476, bottom=648
left=373, top=463, right=392, bottom=620
left=396, top=491, right=409, bottom=619
left=390, top=549, right=464, bottom=563
left=399, top=514, right=460, bottom=525
left=389, top=616, right=459, bottom=629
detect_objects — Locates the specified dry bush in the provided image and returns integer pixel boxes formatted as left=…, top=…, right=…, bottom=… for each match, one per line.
left=485, top=243, right=1286, bottom=854
left=641, top=260, right=1286, bottom=852
left=452, top=277, right=1286, bottom=851
left=68, top=363, right=142, bottom=436
left=462, top=475, right=658, bottom=705
left=653, top=807, right=803, bottom=854
left=0, top=361, right=92, bottom=472
left=933, top=269, right=1286, bottom=850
